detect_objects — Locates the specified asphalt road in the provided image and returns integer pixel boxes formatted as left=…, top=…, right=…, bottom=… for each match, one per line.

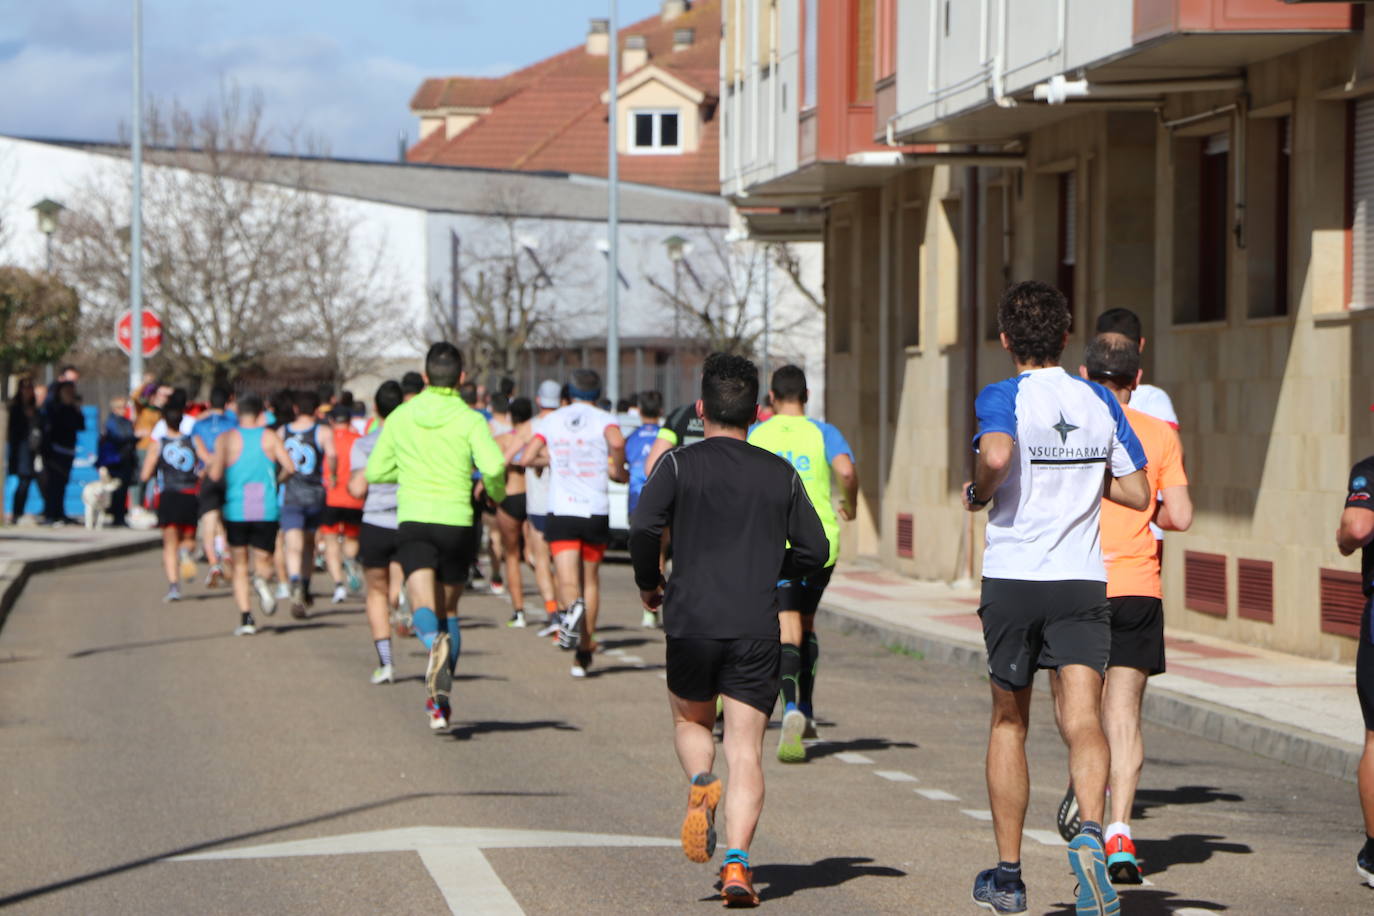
left=0, top=555, right=1368, bottom=914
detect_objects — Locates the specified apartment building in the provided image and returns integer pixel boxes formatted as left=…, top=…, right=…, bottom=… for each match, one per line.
left=724, top=0, right=1374, bottom=661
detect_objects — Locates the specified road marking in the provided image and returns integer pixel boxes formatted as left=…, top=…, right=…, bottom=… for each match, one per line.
left=1022, top=828, right=1068, bottom=847
left=960, top=809, right=993, bottom=821
left=914, top=788, right=959, bottom=802
left=833, top=752, right=874, bottom=765
left=619, top=655, right=645, bottom=666
left=873, top=770, right=918, bottom=782
left=169, top=825, right=677, bottom=914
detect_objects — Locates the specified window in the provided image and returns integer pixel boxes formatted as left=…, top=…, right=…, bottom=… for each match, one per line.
left=1058, top=171, right=1077, bottom=321
left=631, top=110, right=681, bottom=153
left=1172, top=130, right=1231, bottom=324
left=803, top=0, right=818, bottom=110
left=1247, top=115, right=1292, bottom=318
left=1350, top=98, right=1374, bottom=309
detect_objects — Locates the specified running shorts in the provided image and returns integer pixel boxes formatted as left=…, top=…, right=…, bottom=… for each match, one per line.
left=157, top=490, right=199, bottom=533
left=1359, top=600, right=1374, bottom=731
left=358, top=522, right=399, bottom=570
left=225, top=520, right=279, bottom=553
left=319, top=506, right=364, bottom=537
left=546, top=514, right=610, bottom=562
left=528, top=513, right=549, bottom=535
left=396, top=521, right=475, bottom=585
left=499, top=493, right=528, bottom=523
left=666, top=637, right=781, bottom=716
left=1108, top=595, right=1166, bottom=676
left=778, top=564, right=835, bottom=616
left=197, top=478, right=226, bottom=516
left=280, top=502, right=323, bottom=532
left=978, top=578, right=1110, bottom=692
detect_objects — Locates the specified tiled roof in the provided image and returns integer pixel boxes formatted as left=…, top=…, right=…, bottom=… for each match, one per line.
left=407, top=1, right=721, bottom=195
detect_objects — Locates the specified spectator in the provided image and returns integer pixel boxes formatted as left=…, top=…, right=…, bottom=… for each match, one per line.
left=6, top=377, right=40, bottom=524
left=41, top=380, right=85, bottom=525
left=99, top=396, right=139, bottom=526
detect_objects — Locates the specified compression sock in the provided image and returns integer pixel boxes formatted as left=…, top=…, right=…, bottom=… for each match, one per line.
left=799, top=632, right=819, bottom=718
left=1080, top=821, right=1103, bottom=842
left=723, top=848, right=749, bottom=867
left=412, top=606, right=439, bottom=649
left=446, top=616, right=462, bottom=674
left=374, top=638, right=392, bottom=668
left=994, top=861, right=1022, bottom=888
left=779, top=644, right=802, bottom=710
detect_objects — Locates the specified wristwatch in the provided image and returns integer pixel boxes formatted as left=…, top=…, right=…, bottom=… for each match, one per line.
left=966, top=482, right=990, bottom=509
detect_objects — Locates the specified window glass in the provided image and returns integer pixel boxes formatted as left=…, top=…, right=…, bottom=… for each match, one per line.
left=660, top=112, right=679, bottom=148
left=634, top=113, right=655, bottom=149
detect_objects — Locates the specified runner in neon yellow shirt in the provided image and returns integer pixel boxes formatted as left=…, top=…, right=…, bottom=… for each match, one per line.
left=747, top=365, right=858, bottom=763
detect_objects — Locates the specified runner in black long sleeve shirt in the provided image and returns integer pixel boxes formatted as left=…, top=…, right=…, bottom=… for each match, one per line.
left=627, top=353, right=825, bottom=908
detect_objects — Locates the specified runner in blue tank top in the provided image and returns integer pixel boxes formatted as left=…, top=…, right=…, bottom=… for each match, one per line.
left=191, top=386, right=238, bottom=588
left=210, top=394, right=295, bottom=636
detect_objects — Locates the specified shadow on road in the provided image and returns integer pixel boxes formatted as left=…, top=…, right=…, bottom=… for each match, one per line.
left=0, top=790, right=561, bottom=908
left=695, top=856, right=906, bottom=904
left=1132, top=785, right=1244, bottom=821
left=69, top=632, right=231, bottom=658
left=806, top=737, right=918, bottom=759
left=1135, top=833, right=1252, bottom=876
left=446, top=719, right=580, bottom=741
left=1048, top=888, right=1228, bottom=914
left=598, top=637, right=653, bottom=650
left=392, top=673, right=508, bottom=685
left=588, top=663, right=667, bottom=677
left=266, top=622, right=345, bottom=635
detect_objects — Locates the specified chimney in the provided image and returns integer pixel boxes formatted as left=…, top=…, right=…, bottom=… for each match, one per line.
left=673, top=27, right=695, bottom=52
left=662, top=0, right=689, bottom=22
left=586, top=18, right=609, bottom=56
left=623, top=34, right=648, bottom=73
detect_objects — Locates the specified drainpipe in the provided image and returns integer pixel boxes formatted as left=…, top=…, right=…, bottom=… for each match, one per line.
left=962, top=164, right=980, bottom=582
left=994, top=0, right=1015, bottom=108
left=770, top=0, right=779, bottom=164
left=750, top=0, right=761, bottom=168
left=1233, top=95, right=1248, bottom=250
left=734, top=0, right=746, bottom=196
left=878, top=200, right=892, bottom=523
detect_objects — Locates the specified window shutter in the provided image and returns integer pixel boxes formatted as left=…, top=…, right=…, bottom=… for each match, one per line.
left=1319, top=568, right=1365, bottom=638
left=896, top=513, right=913, bottom=559
left=1350, top=97, right=1374, bottom=310
left=1184, top=550, right=1228, bottom=617
left=1236, top=559, right=1274, bottom=624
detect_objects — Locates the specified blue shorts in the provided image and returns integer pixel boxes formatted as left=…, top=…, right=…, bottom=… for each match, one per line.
left=528, top=513, right=548, bottom=535
left=280, top=502, right=323, bottom=532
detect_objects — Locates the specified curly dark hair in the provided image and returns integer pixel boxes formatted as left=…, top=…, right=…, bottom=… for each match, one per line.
left=997, top=280, right=1070, bottom=366
left=701, top=352, right=759, bottom=429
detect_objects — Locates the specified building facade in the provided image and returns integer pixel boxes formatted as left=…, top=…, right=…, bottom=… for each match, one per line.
left=726, top=0, right=1374, bottom=661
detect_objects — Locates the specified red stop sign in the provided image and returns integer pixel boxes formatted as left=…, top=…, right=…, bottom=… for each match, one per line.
left=116, top=309, right=163, bottom=358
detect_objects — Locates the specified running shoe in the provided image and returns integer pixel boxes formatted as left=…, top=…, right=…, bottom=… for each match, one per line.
left=179, top=550, right=197, bottom=582
left=390, top=606, right=414, bottom=638
left=1056, top=783, right=1081, bottom=842
left=345, top=559, right=362, bottom=594
left=507, top=610, right=526, bottom=628
left=205, top=564, right=227, bottom=589
left=331, top=583, right=348, bottom=605
left=557, top=599, right=585, bottom=650
left=370, top=664, right=394, bottom=685
left=253, top=576, right=277, bottom=616
left=233, top=613, right=257, bottom=637
left=802, top=718, right=820, bottom=740
left=1067, top=832, right=1120, bottom=916
left=536, top=613, right=563, bottom=638
left=275, top=581, right=291, bottom=601
left=489, top=580, right=506, bottom=596
left=971, top=868, right=1028, bottom=915
left=719, top=862, right=760, bottom=908
left=777, top=707, right=807, bottom=763
left=1358, top=845, right=1374, bottom=888
left=680, top=772, right=721, bottom=863
left=426, top=697, right=450, bottom=730
left=641, top=609, right=660, bottom=629
left=571, top=649, right=592, bottom=678
left=425, top=630, right=453, bottom=701
left=162, top=584, right=181, bottom=603
left=1104, top=834, right=1143, bottom=885
left=289, top=581, right=308, bottom=619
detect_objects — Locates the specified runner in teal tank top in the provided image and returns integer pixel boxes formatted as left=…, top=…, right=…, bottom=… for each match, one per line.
left=746, top=365, right=859, bottom=763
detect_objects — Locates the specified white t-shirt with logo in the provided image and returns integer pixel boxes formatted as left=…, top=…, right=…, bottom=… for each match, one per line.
left=974, top=366, right=1147, bottom=582
left=1131, top=384, right=1178, bottom=428
left=524, top=414, right=550, bottom=516
left=535, top=401, right=618, bottom=518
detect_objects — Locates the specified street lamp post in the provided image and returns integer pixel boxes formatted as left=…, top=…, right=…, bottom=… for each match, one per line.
left=663, top=234, right=688, bottom=407
left=128, top=0, right=146, bottom=399
left=606, top=0, right=621, bottom=407
left=31, top=199, right=64, bottom=273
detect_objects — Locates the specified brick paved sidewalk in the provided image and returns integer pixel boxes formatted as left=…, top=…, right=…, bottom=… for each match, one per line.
left=818, top=562, right=1364, bottom=782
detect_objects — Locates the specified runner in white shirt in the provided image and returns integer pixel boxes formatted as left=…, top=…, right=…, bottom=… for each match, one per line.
left=521, top=369, right=628, bottom=678
left=524, top=381, right=563, bottom=634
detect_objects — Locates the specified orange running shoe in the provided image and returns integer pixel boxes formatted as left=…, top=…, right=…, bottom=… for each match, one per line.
left=1105, top=833, right=1144, bottom=884
left=680, top=772, right=721, bottom=863
left=719, top=861, right=760, bottom=907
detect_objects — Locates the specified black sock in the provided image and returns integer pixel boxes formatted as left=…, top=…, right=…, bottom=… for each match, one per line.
left=1081, top=820, right=1103, bottom=841
left=1364, top=835, right=1374, bottom=858
left=779, top=644, right=802, bottom=709
left=994, top=861, right=1022, bottom=888
left=240, top=612, right=254, bottom=626
left=799, top=632, right=819, bottom=715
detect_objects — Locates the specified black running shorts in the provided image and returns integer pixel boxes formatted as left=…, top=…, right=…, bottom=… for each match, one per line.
left=1108, top=595, right=1166, bottom=676
left=358, top=522, right=399, bottom=570
left=225, top=520, right=279, bottom=553
left=320, top=506, right=364, bottom=529
left=157, top=490, right=200, bottom=530
left=666, top=637, right=781, bottom=715
left=197, top=478, right=226, bottom=516
left=978, top=578, right=1110, bottom=692
left=778, top=564, right=835, bottom=616
left=1359, top=600, right=1374, bottom=732
left=499, top=493, right=528, bottom=522
left=545, top=514, right=610, bottom=545
left=396, top=521, right=475, bottom=585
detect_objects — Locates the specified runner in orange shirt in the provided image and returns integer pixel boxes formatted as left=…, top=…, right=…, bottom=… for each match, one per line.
left=321, top=403, right=365, bottom=604
left=1055, top=331, right=1193, bottom=885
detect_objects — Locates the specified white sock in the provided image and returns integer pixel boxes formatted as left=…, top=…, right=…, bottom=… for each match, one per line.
left=1105, top=821, right=1131, bottom=840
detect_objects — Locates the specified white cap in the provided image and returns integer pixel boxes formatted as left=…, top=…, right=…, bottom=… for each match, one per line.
left=537, top=379, right=562, bottom=409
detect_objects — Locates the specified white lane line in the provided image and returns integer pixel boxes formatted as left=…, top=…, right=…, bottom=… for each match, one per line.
left=833, top=752, right=875, bottom=765
left=619, top=655, right=645, bottom=666
left=914, top=788, right=959, bottom=802
left=657, top=672, right=667, bottom=680
left=418, top=846, right=524, bottom=914
left=960, top=809, right=994, bottom=821
left=873, top=770, right=919, bottom=783
left=1022, top=828, right=1067, bottom=847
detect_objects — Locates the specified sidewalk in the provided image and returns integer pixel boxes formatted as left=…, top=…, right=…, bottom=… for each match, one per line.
left=0, top=525, right=161, bottom=634
left=818, top=561, right=1365, bottom=783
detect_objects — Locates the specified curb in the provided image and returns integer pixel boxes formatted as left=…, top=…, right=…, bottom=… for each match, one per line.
left=0, top=534, right=161, bottom=636
left=816, top=602, right=1363, bottom=784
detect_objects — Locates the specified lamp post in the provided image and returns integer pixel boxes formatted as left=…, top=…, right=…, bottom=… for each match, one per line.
left=663, top=234, right=688, bottom=406
left=606, top=0, right=621, bottom=407
left=31, top=199, right=64, bottom=273
left=129, top=0, right=146, bottom=399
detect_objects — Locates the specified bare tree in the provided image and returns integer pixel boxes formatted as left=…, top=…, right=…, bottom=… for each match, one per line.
left=771, top=242, right=825, bottom=314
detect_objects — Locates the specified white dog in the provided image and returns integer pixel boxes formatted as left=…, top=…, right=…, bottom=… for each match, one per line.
left=82, top=467, right=123, bottom=530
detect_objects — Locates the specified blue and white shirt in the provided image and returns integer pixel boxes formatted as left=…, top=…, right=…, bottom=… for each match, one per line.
left=974, top=366, right=1147, bottom=583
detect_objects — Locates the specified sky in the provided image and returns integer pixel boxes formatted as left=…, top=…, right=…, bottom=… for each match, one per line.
left=0, top=0, right=664, bottom=161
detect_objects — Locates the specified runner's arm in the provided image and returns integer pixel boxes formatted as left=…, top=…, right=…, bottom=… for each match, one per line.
left=318, top=427, right=338, bottom=487
left=832, top=453, right=858, bottom=522
left=520, top=435, right=548, bottom=469
left=1155, top=485, right=1192, bottom=531
left=347, top=468, right=368, bottom=501
left=1338, top=462, right=1374, bottom=555
left=470, top=421, right=508, bottom=505
left=629, top=453, right=677, bottom=602
left=1105, top=469, right=1150, bottom=511
left=605, top=424, right=629, bottom=484
left=266, top=429, right=297, bottom=475
left=207, top=431, right=228, bottom=483
left=963, top=432, right=1013, bottom=511
left=138, top=441, right=159, bottom=484
left=365, top=423, right=398, bottom=483
left=781, top=471, right=828, bottom=579
left=644, top=429, right=677, bottom=477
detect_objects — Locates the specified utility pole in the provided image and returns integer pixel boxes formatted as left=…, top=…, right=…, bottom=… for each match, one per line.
left=606, top=0, right=621, bottom=407
left=128, top=0, right=145, bottom=399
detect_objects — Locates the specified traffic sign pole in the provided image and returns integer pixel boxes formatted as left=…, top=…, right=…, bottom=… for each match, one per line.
left=128, top=0, right=144, bottom=399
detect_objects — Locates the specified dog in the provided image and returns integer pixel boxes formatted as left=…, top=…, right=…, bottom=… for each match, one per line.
left=82, top=467, right=123, bottom=530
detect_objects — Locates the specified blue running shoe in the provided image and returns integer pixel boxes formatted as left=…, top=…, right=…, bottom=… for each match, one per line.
left=1358, top=845, right=1374, bottom=888
left=972, top=868, right=1027, bottom=915
left=1067, top=833, right=1120, bottom=915
left=412, top=606, right=439, bottom=650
